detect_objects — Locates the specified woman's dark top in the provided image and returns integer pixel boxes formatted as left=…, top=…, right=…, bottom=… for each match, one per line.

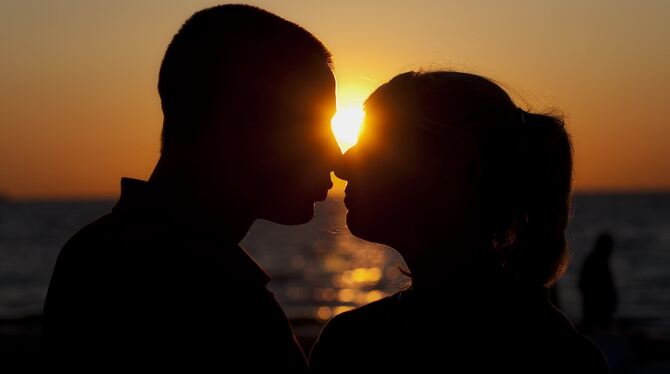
left=310, top=282, right=607, bottom=373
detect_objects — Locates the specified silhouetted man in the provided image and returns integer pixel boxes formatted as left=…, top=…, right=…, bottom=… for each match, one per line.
left=42, top=5, right=339, bottom=371
left=579, top=231, right=617, bottom=333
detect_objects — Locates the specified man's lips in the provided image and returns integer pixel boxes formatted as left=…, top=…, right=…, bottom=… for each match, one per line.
left=314, top=179, right=333, bottom=201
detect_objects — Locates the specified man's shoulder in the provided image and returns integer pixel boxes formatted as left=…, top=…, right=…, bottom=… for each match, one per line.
left=44, top=214, right=122, bottom=312
left=57, top=214, right=118, bottom=264
left=55, top=209, right=167, bottom=275
left=59, top=206, right=172, bottom=259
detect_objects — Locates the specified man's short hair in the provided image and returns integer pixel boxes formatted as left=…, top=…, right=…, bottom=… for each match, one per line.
left=158, top=4, right=332, bottom=151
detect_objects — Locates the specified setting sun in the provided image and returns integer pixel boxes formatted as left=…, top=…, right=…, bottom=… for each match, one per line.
left=331, top=104, right=365, bottom=153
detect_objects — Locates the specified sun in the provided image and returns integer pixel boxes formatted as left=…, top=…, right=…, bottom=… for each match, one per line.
left=331, top=104, right=365, bottom=153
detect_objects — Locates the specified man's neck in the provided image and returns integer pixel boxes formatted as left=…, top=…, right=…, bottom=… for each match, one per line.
left=147, top=157, right=255, bottom=245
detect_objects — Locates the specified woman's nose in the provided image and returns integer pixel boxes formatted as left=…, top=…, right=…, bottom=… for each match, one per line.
left=334, top=146, right=356, bottom=181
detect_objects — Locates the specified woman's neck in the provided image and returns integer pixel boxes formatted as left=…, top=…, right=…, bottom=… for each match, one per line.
left=400, top=240, right=505, bottom=297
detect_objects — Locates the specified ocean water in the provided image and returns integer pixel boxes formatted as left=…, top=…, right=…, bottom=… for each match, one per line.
left=562, top=193, right=670, bottom=335
left=0, top=193, right=668, bottom=336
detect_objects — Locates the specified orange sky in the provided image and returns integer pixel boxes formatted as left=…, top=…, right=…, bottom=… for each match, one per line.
left=1, top=1, right=669, bottom=198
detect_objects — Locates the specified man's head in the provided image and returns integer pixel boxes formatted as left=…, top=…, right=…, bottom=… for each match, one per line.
left=157, top=5, right=339, bottom=225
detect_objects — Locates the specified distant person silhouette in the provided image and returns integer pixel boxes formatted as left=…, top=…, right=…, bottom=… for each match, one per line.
left=310, top=72, right=608, bottom=372
left=579, top=232, right=617, bottom=333
left=42, top=5, right=339, bottom=372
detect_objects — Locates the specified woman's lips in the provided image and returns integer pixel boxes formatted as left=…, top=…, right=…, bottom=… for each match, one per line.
left=343, top=187, right=353, bottom=207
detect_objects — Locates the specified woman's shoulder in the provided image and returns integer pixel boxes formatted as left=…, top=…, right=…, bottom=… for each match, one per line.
left=309, top=291, right=405, bottom=371
left=322, top=290, right=403, bottom=335
left=571, top=333, right=609, bottom=372
left=527, top=300, right=608, bottom=372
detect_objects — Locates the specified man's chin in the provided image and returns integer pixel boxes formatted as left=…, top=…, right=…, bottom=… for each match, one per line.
left=263, top=203, right=316, bottom=225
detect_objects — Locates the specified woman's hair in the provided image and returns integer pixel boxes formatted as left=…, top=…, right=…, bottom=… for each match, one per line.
left=365, top=71, right=573, bottom=287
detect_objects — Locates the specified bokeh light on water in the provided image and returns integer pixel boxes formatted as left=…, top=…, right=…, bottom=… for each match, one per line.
left=242, top=197, right=410, bottom=327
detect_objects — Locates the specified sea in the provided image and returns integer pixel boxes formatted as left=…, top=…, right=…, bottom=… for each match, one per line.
left=1, top=193, right=669, bottom=337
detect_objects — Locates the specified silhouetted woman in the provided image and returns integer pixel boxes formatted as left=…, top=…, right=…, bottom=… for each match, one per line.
left=310, top=71, right=607, bottom=372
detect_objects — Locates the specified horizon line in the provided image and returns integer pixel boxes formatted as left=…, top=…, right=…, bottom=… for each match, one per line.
left=3, top=189, right=670, bottom=202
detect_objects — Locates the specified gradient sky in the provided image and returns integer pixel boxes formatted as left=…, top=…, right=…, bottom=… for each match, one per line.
left=1, top=0, right=668, bottom=198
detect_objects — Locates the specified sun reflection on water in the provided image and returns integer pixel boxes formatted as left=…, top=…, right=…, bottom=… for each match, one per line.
left=242, top=198, right=409, bottom=327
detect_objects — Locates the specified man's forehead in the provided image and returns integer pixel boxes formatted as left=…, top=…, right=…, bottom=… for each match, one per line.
left=278, top=67, right=336, bottom=106
left=283, top=64, right=335, bottom=93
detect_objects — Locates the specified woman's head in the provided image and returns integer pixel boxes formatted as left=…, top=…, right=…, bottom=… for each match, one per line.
left=336, top=71, right=573, bottom=287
